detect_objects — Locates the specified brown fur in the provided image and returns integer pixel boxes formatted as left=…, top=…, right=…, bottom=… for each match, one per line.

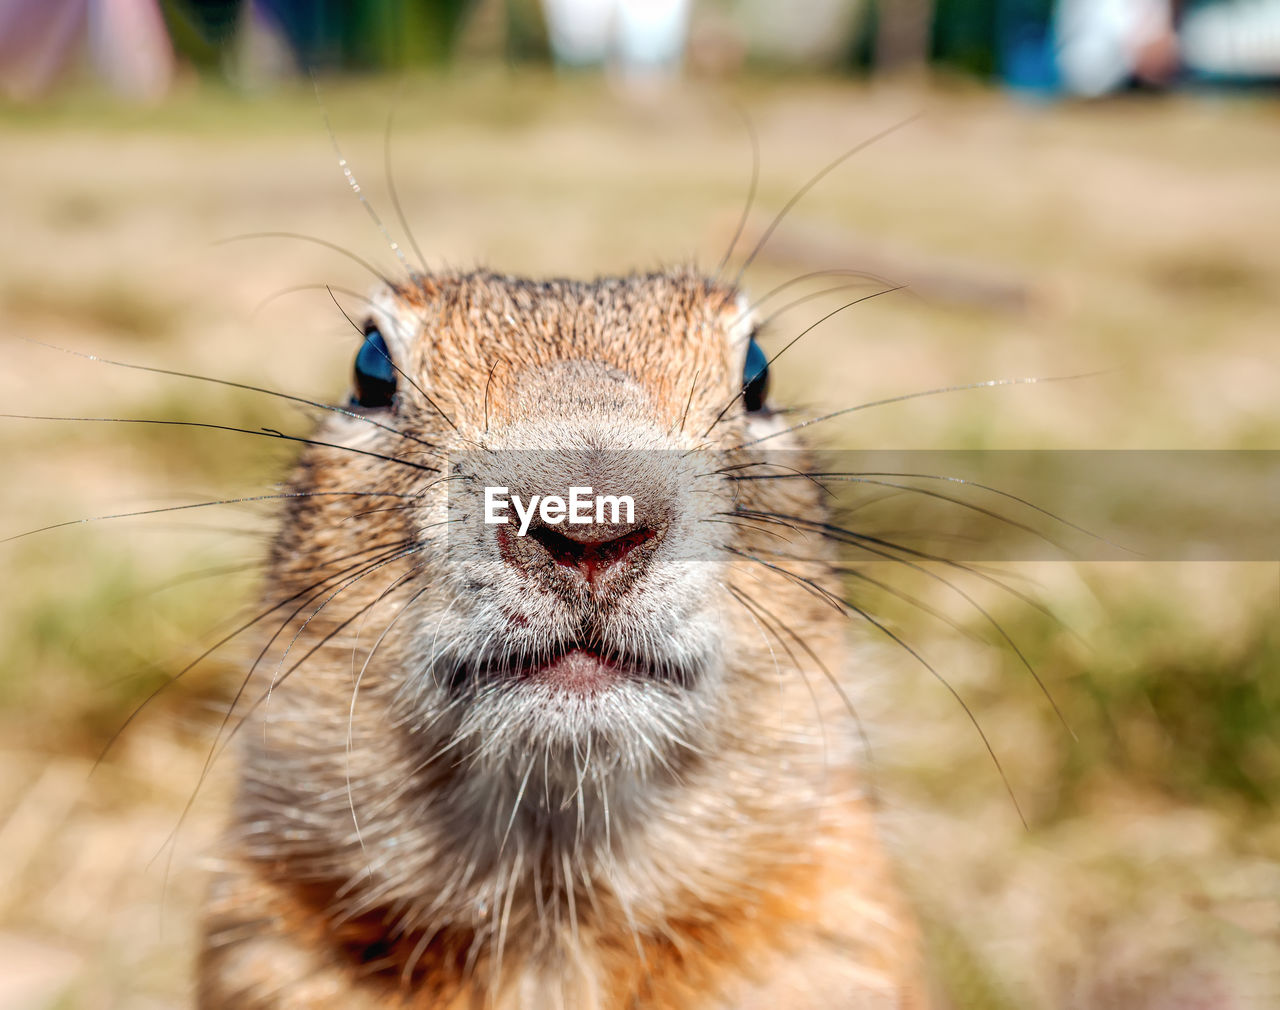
left=198, top=269, right=928, bottom=1008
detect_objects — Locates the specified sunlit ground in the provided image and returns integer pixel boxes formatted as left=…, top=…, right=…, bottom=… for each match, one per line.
left=0, top=72, right=1277, bottom=1008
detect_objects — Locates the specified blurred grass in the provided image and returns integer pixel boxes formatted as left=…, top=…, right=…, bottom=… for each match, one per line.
left=3, top=278, right=182, bottom=344
left=0, top=73, right=1277, bottom=1008
left=1065, top=603, right=1280, bottom=812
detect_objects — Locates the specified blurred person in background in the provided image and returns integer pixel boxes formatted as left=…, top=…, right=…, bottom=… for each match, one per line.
left=1, top=1, right=1278, bottom=101
left=984, top=0, right=1280, bottom=94
left=0, top=0, right=174, bottom=100
left=1054, top=0, right=1185, bottom=94
left=541, top=0, right=691, bottom=73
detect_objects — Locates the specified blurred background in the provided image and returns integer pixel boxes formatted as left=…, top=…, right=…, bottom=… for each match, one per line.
left=0, top=1, right=1278, bottom=1008
left=6, top=0, right=1280, bottom=98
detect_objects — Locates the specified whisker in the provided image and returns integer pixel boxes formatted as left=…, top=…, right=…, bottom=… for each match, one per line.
left=153, top=543, right=429, bottom=876
left=2, top=489, right=427, bottom=545
left=337, top=474, right=468, bottom=523
left=738, top=508, right=1073, bottom=632
left=731, top=114, right=921, bottom=287
left=701, top=516, right=794, bottom=544
left=7, top=412, right=436, bottom=480
left=677, top=368, right=701, bottom=437
left=20, top=338, right=443, bottom=453
left=704, top=285, right=906, bottom=437
left=263, top=535, right=447, bottom=727
left=134, top=560, right=265, bottom=598
left=730, top=547, right=1027, bottom=828
left=724, top=546, right=847, bottom=614
left=213, top=231, right=394, bottom=288
left=843, top=589, right=1028, bottom=829
left=735, top=370, right=1109, bottom=450
left=117, top=522, right=268, bottom=539
left=482, top=359, right=501, bottom=436
left=95, top=536, right=419, bottom=768
left=734, top=472, right=1072, bottom=553
left=713, top=103, right=760, bottom=284
left=728, top=581, right=876, bottom=795
left=750, top=547, right=985, bottom=644
left=314, top=75, right=412, bottom=275
left=730, top=468, right=1115, bottom=548
left=341, top=503, right=441, bottom=524
left=251, top=282, right=378, bottom=320
left=383, top=84, right=429, bottom=277
left=731, top=267, right=904, bottom=329
left=181, top=540, right=431, bottom=800
left=347, top=568, right=440, bottom=874
left=757, top=283, right=907, bottom=373
left=712, top=459, right=836, bottom=497
left=752, top=278, right=886, bottom=333
left=814, top=470, right=1127, bottom=552
left=838, top=565, right=985, bottom=644
left=737, top=508, right=1077, bottom=734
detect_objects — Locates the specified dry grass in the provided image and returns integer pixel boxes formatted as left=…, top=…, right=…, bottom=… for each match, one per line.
left=0, top=73, right=1276, bottom=1008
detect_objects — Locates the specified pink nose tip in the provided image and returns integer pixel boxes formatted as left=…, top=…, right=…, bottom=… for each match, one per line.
left=499, top=522, right=658, bottom=586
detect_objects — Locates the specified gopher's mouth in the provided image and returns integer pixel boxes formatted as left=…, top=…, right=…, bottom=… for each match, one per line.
left=524, top=646, right=633, bottom=692
left=447, top=641, right=698, bottom=694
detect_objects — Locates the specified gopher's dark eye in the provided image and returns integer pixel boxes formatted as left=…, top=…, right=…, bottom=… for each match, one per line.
left=351, top=325, right=396, bottom=410
left=742, top=336, right=769, bottom=413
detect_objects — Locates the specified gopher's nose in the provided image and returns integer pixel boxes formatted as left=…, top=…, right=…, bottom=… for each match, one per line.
left=496, top=507, right=662, bottom=588
left=519, top=521, right=658, bottom=585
